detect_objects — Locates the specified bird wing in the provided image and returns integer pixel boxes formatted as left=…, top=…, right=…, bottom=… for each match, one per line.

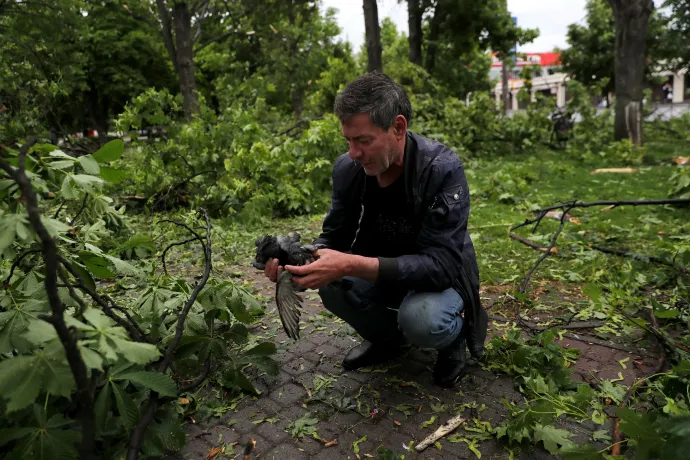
left=275, top=270, right=302, bottom=340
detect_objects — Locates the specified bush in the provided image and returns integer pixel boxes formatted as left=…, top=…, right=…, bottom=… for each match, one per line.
left=0, top=140, right=274, bottom=458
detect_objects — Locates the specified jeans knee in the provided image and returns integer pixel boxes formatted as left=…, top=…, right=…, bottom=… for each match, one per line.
left=397, top=289, right=463, bottom=349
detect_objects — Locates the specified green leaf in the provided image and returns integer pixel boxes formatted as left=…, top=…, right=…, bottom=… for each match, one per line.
left=352, top=435, right=367, bottom=454
left=70, top=262, right=96, bottom=292
left=41, top=217, right=70, bottom=238
left=617, top=406, right=661, bottom=459
left=245, top=342, right=276, bottom=356
left=110, top=337, right=161, bottom=365
left=0, top=214, right=22, bottom=252
left=111, top=382, right=140, bottom=431
left=23, top=320, right=57, bottom=344
left=92, top=139, right=124, bottom=163
left=94, top=383, right=111, bottom=437
left=222, top=368, right=259, bottom=395
left=253, top=356, right=279, bottom=376
left=78, top=155, right=100, bottom=174
left=420, top=416, right=437, bottom=428
left=71, top=174, right=105, bottom=193
left=102, top=254, right=140, bottom=276
left=0, top=427, right=36, bottom=448
left=560, top=443, right=603, bottom=460
left=533, top=423, right=576, bottom=454
left=0, top=356, right=43, bottom=412
left=116, top=371, right=177, bottom=397
left=599, top=380, right=627, bottom=404
left=99, top=166, right=127, bottom=183
left=79, top=251, right=116, bottom=278
left=79, top=344, right=104, bottom=371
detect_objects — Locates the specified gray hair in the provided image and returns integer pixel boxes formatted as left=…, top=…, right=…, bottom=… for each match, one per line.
left=334, top=71, right=412, bottom=130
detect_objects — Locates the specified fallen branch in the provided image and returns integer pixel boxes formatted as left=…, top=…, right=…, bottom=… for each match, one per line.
left=562, top=332, right=656, bottom=358
left=415, top=414, right=466, bottom=451
left=509, top=233, right=558, bottom=254
left=590, top=245, right=689, bottom=275
left=0, top=139, right=96, bottom=460
left=519, top=204, right=574, bottom=293
left=180, top=357, right=211, bottom=392
left=512, top=198, right=690, bottom=232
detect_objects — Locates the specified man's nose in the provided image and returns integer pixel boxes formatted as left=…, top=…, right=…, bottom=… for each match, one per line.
left=348, top=142, right=362, bottom=161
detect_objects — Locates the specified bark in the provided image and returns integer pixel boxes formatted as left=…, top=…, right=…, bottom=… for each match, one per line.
left=87, top=79, right=108, bottom=146
left=608, top=0, right=654, bottom=145
left=501, top=55, right=510, bottom=115
left=156, top=0, right=178, bottom=73
left=363, top=0, right=382, bottom=72
left=424, top=1, right=443, bottom=72
left=173, top=1, right=199, bottom=117
left=407, top=0, right=423, bottom=65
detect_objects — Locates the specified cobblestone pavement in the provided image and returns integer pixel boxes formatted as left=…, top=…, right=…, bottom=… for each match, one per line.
left=170, top=269, right=658, bottom=460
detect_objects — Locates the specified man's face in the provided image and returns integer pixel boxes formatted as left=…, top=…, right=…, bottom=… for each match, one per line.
left=341, top=113, right=399, bottom=176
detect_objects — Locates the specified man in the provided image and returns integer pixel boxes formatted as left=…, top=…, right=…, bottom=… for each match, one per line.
left=264, top=72, right=487, bottom=387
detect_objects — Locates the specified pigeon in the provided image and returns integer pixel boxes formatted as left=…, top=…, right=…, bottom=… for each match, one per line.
left=251, top=232, right=324, bottom=340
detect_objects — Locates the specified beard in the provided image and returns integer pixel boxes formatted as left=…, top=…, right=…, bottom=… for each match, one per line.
left=361, top=141, right=398, bottom=176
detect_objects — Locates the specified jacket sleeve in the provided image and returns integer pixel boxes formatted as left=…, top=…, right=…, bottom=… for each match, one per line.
left=376, top=157, right=470, bottom=291
left=313, top=155, right=357, bottom=251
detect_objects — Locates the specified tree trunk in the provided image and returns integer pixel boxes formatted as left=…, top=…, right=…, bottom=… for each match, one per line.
left=425, top=2, right=443, bottom=73
left=156, top=0, right=178, bottom=74
left=363, top=0, right=382, bottom=72
left=608, top=0, right=654, bottom=145
left=173, top=1, right=199, bottom=117
left=407, top=0, right=423, bottom=65
left=501, top=55, right=510, bottom=115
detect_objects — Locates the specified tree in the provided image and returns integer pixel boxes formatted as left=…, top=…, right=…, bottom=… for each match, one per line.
left=363, top=0, right=383, bottom=72
left=608, top=0, right=654, bottom=144
left=407, top=0, right=425, bottom=65
left=656, top=0, right=690, bottom=72
left=559, top=0, right=616, bottom=102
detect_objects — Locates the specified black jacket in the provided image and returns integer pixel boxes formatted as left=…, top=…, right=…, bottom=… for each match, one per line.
left=314, top=131, right=488, bottom=359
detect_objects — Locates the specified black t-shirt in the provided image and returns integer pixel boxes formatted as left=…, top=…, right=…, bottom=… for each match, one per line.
left=350, top=174, right=418, bottom=258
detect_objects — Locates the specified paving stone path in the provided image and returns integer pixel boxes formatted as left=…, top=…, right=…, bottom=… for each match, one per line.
left=169, top=267, right=659, bottom=460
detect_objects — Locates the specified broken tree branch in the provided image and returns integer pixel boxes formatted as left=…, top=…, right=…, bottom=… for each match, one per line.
left=415, top=414, right=466, bottom=451
left=180, top=357, right=211, bottom=392
left=509, top=233, right=558, bottom=254
left=0, top=139, right=96, bottom=460
left=519, top=204, right=574, bottom=293
left=590, top=245, right=690, bottom=275
left=3, top=248, right=41, bottom=287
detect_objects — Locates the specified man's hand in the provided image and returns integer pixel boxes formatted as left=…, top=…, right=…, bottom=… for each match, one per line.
left=286, top=249, right=379, bottom=289
left=285, top=249, right=351, bottom=289
left=264, top=258, right=283, bottom=283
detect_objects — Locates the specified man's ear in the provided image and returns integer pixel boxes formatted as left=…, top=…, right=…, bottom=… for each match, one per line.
left=392, top=115, right=407, bottom=139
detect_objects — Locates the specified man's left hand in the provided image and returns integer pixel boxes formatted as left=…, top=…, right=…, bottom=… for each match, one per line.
left=285, top=249, right=351, bottom=290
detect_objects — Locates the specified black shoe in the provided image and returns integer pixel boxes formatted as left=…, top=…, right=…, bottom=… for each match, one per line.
left=342, top=341, right=403, bottom=371
left=433, top=335, right=468, bottom=388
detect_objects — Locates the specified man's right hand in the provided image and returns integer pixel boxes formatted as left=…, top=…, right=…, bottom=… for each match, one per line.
left=264, top=258, right=284, bottom=283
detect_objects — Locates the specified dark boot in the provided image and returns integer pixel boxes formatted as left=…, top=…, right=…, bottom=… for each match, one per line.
left=342, top=340, right=403, bottom=371
left=433, top=334, right=468, bottom=388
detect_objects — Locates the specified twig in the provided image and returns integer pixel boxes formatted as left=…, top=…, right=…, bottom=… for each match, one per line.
left=519, top=204, right=574, bottom=293
left=509, top=233, right=558, bottom=253
left=161, top=237, right=197, bottom=275
left=52, top=200, right=65, bottom=219
left=69, top=193, right=89, bottom=225
left=57, top=256, right=145, bottom=342
left=276, top=117, right=323, bottom=136
left=590, top=245, right=690, bottom=275
left=57, top=267, right=88, bottom=316
left=180, top=358, right=211, bottom=392
left=3, top=248, right=41, bottom=286
left=562, top=332, right=656, bottom=358
left=414, top=414, right=466, bottom=451
left=126, top=210, right=213, bottom=460
left=0, top=139, right=96, bottom=460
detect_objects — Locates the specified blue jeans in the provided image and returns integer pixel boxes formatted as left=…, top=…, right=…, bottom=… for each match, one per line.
left=318, top=277, right=464, bottom=350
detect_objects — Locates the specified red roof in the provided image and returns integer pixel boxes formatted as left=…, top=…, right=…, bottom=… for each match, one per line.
left=491, top=52, right=561, bottom=68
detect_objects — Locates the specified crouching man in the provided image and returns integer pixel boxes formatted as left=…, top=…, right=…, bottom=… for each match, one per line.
left=264, top=72, right=488, bottom=387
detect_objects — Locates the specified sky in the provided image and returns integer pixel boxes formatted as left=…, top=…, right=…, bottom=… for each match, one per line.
left=320, top=0, right=589, bottom=53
